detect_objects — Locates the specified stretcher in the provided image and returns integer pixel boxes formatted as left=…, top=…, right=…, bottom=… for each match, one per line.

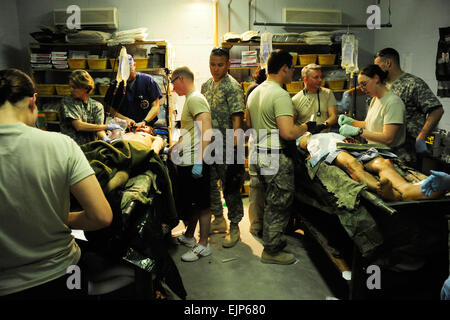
left=291, top=148, right=450, bottom=300
left=74, top=137, right=185, bottom=299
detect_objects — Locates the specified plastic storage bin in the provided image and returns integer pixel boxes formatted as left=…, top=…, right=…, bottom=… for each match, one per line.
left=36, top=84, right=55, bottom=95
left=299, top=54, right=317, bottom=66
left=286, top=81, right=303, bottom=93
left=327, top=80, right=346, bottom=90
left=68, top=58, right=87, bottom=70
left=55, top=84, right=71, bottom=96
left=87, top=59, right=107, bottom=70
left=134, top=58, right=148, bottom=69
left=318, top=54, right=336, bottom=65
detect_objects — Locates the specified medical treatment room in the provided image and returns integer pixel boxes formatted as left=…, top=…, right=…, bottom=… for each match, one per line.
left=1, top=0, right=450, bottom=307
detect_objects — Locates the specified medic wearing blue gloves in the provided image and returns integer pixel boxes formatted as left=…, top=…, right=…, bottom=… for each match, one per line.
left=337, top=65, right=407, bottom=157
left=421, top=170, right=450, bottom=197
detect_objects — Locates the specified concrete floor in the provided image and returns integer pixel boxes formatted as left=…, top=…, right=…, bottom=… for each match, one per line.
left=168, top=197, right=337, bottom=300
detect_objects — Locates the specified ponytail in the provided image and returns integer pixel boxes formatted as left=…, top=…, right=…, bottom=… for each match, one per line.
left=0, top=69, right=36, bottom=106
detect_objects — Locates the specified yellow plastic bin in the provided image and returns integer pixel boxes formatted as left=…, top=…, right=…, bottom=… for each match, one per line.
left=327, top=80, right=346, bottom=90
left=68, top=58, right=87, bottom=70
left=134, top=58, right=148, bottom=69
left=299, top=54, right=317, bottom=66
left=98, top=84, right=110, bottom=96
left=318, top=54, right=336, bottom=65
left=55, top=84, right=71, bottom=96
left=36, top=84, right=55, bottom=95
left=286, top=81, right=303, bottom=93
left=87, top=59, right=107, bottom=70
left=42, top=110, right=60, bottom=121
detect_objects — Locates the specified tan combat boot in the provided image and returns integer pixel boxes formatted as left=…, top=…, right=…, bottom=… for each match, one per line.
left=260, top=250, right=296, bottom=265
left=222, top=222, right=240, bottom=248
left=210, top=216, right=227, bottom=234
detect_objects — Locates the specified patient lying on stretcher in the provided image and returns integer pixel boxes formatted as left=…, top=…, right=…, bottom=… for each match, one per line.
left=110, top=125, right=165, bottom=154
left=298, top=132, right=448, bottom=201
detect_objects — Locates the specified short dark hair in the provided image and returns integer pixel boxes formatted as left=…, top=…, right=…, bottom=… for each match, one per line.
left=359, top=64, right=389, bottom=83
left=267, top=50, right=293, bottom=74
left=0, top=68, right=35, bottom=106
left=252, top=66, right=267, bottom=84
left=374, top=48, right=400, bottom=66
left=211, top=47, right=230, bottom=61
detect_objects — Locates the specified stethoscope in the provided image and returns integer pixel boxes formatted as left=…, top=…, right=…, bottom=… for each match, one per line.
left=303, top=88, right=322, bottom=117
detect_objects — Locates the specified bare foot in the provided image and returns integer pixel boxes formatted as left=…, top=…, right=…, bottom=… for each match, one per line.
left=376, top=178, right=402, bottom=201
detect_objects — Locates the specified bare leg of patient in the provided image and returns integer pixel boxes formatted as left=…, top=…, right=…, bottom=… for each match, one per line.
left=335, top=152, right=383, bottom=193
left=364, top=157, right=444, bottom=200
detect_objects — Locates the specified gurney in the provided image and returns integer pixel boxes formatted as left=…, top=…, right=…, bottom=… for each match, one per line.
left=74, top=137, right=186, bottom=299
left=291, top=145, right=450, bottom=300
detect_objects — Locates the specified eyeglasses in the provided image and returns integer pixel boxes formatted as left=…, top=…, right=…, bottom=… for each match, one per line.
left=359, top=79, right=370, bottom=88
left=170, top=76, right=180, bottom=84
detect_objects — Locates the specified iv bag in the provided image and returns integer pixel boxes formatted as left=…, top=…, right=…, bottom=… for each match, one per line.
left=341, top=34, right=359, bottom=75
left=260, top=32, right=273, bottom=68
left=117, top=46, right=130, bottom=86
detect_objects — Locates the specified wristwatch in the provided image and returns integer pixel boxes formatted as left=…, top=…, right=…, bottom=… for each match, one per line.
left=323, top=121, right=329, bottom=128
left=358, top=128, right=363, bottom=135
left=144, top=119, right=151, bottom=126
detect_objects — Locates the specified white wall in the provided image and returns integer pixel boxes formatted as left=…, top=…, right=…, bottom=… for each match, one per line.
left=0, top=0, right=22, bottom=69
left=373, top=0, right=450, bottom=131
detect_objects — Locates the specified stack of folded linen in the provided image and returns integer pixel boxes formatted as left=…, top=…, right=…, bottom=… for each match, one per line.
left=107, top=28, right=148, bottom=46
left=301, top=31, right=333, bottom=45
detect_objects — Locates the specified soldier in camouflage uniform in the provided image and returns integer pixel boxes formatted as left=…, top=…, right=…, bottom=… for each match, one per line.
left=201, top=47, right=245, bottom=248
left=60, top=70, right=120, bottom=145
left=246, top=50, right=314, bottom=264
left=374, top=48, right=444, bottom=168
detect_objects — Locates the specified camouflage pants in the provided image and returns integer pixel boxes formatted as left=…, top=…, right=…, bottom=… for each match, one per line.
left=210, top=163, right=245, bottom=223
left=256, top=153, right=295, bottom=253
left=249, top=163, right=264, bottom=232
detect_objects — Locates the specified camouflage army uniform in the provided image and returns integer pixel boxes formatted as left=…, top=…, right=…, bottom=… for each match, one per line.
left=387, top=73, right=443, bottom=165
left=256, top=153, right=295, bottom=253
left=60, top=95, right=105, bottom=146
left=201, top=74, right=245, bottom=223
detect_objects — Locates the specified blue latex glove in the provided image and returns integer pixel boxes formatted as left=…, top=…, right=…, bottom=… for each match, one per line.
left=337, top=92, right=351, bottom=112
left=338, top=114, right=354, bottom=127
left=339, top=124, right=360, bottom=137
left=106, top=123, right=122, bottom=131
left=192, top=163, right=203, bottom=178
left=415, top=138, right=429, bottom=154
left=101, top=136, right=112, bottom=143
left=421, top=170, right=450, bottom=197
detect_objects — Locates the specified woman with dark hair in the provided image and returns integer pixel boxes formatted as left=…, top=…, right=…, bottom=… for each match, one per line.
left=245, top=66, right=267, bottom=104
left=60, top=69, right=121, bottom=145
left=0, top=68, right=112, bottom=299
left=338, top=64, right=406, bottom=151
